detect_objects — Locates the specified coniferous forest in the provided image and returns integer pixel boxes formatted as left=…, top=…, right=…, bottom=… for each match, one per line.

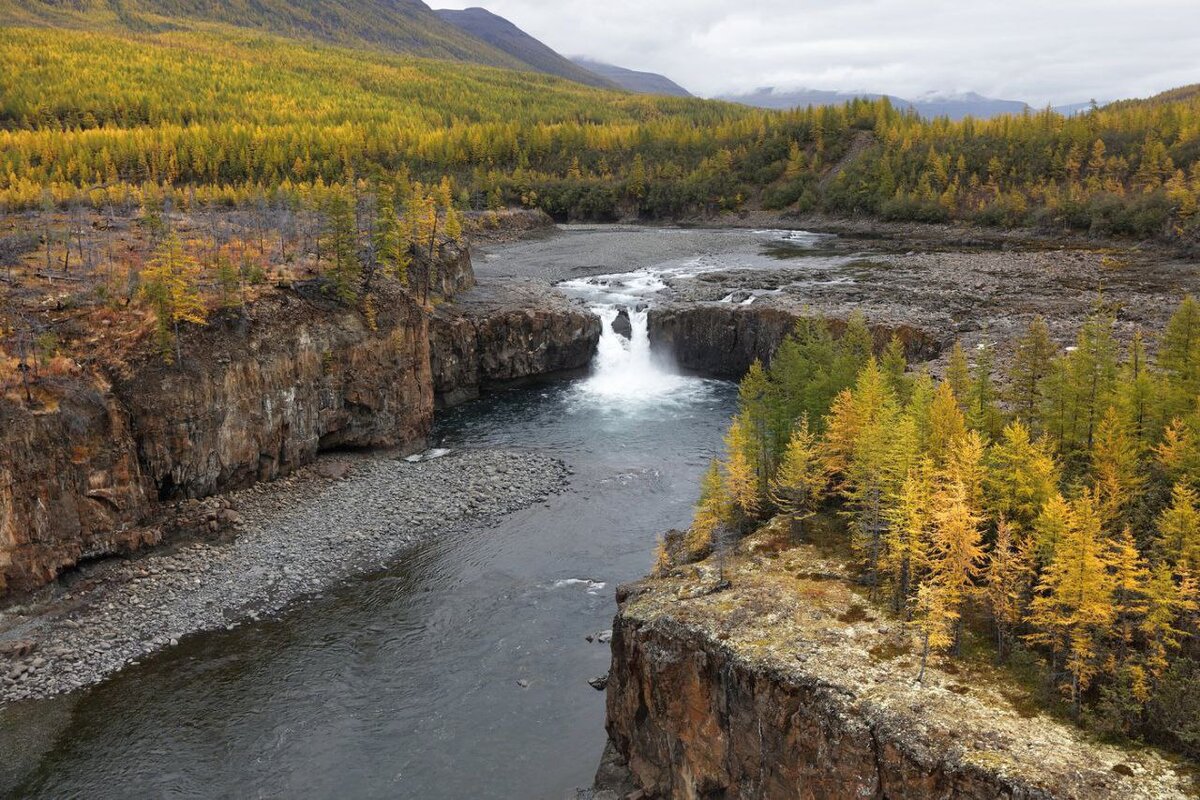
left=1, top=24, right=1199, bottom=242
left=674, top=301, right=1200, bottom=760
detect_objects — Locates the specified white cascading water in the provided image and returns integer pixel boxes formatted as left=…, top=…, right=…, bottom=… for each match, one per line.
left=576, top=305, right=691, bottom=404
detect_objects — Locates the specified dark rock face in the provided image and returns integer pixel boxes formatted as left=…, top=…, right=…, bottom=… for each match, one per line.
left=648, top=304, right=941, bottom=379
left=0, top=250, right=604, bottom=596
left=606, top=614, right=1044, bottom=799
left=425, top=242, right=476, bottom=298
left=115, top=286, right=433, bottom=501
left=430, top=280, right=601, bottom=407
left=611, top=309, right=633, bottom=339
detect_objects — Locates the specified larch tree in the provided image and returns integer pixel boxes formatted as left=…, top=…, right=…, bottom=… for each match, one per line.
left=928, top=476, right=986, bottom=652
left=913, top=581, right=956, bottom=683
left=985, top=420, right=1060, bottom=531
left=983, top=517, right=1032, bottom=662
left=927, top=381, right=967, bottom=466
left=373, top=181, right=412, bottom=286
left=1007, top=316, right=1056, bottom=426
left=1027, top=491, right=1115, bottom=714
left=945, top=340, right=971, bottom=407
left=884, top=461, right=934, bottom=613
left=1158, top=482, right=1200, bottom=572
left=320, top=186, right=361, bottom=303
left=688, top=459, right=732, bottom=560
left=1033, top=492, right=1073, bottom=567
left=770, top=415, right=828, bottom=525
left=1159, top=295, right=1200, bottom=417
left=139, top=231, right=207, bottom=364
left=1091, top=405, right=1145, bottom=528
left=723, top=415, right=761, bottom=525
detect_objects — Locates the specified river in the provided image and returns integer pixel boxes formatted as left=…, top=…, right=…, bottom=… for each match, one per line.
left=3, top=228, right=765, bottom=799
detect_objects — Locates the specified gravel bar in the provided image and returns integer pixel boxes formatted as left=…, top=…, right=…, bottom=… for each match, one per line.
left=0, top=448, right=569, bottom=704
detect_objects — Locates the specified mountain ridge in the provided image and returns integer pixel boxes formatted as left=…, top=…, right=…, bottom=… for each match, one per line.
left=0, top=0, right=529, bottom=68
left=571, top=58, right=692, bottom=97
left=434, top=6, right=615, bottom=88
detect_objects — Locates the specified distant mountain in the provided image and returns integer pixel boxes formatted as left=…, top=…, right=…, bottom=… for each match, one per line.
left=721, top=87, right=1032, bottom=121
left=435, top=7, right=614, bottom=88
left=721, top=87, right=889, bottom=110
left=1051, top=101, right=1097, bottom=116
left=907, top=91, right=1028, bottom=120
left=1, top=0, right=527, bottom=68
left=571, top=58, right=692, bottom=97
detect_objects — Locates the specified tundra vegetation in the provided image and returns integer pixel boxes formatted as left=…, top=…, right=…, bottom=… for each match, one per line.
left=672, top=301, right=1200, bottom=762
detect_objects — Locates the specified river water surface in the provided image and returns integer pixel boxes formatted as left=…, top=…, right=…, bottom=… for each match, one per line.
left=2, top=228, right=766, bottom=799
left=3, top=226, right=865, bottom=799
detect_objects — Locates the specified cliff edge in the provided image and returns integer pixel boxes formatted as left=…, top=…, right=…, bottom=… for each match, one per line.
left=601, top=520, right=1196, bottom=799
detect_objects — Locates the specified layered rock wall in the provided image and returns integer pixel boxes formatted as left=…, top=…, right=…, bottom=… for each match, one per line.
left=1, top=253, right=601, bottom=596
left=600, top=532, right=1193, bottom=799
left=430, top=280, right=601, bottom=407
left=648, top=304, right=941, bottom=379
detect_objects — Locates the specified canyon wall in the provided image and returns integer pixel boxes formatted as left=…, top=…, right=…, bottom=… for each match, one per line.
left=430, top=281, right=601, bottom=407
left=598, top=531, right=1193, bottom=800
left=648, top=304, right=941, bottom=379
left=1, top=252, right=600, bottom=596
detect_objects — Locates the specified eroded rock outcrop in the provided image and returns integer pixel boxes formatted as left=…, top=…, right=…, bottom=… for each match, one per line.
left=601, top=523, right=1194, bottom=799
left=114, top=283, right=433, bottom=500
left=1, top=248, right=600, bottom=596
left=0, top=386, right=154, bottom=594
left=648, top=303, right=940, bottom=379
left=430, top=279, right=600, bottom=407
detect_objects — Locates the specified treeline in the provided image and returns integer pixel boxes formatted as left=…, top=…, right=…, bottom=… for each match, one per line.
left=3, top=26, right=1198, bottom=238
left=679, top=303, right=1200, bottom=758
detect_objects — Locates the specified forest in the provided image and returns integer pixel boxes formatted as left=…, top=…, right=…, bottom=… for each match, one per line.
left=675, top=302, right=1200, bottom=761
left=1, top=24, right=1199, bottom=241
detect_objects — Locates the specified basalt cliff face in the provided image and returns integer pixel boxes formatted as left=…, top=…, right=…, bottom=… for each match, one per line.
left=430, top=279, right=601, bottom=407
left=648, top=304, right=940, bottom=379
left=1, top=250, right=598, bottom=597
left=114, top=285, right=434, bottom=502
left=597, top=523, right=1194, bottom=800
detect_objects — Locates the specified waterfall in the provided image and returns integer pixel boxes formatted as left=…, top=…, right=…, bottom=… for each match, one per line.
left=577, top=305, right=689, bottom=403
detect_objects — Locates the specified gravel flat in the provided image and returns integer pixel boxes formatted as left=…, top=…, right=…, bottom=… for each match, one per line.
left=0, top=449, right=569, bottom=703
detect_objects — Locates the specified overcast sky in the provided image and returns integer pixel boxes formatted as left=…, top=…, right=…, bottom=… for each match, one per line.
left=434, top=0, right=1200, bottom=104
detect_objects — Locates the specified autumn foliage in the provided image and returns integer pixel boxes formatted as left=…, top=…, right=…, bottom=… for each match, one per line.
left=686, top=302, right=1200, bottom=756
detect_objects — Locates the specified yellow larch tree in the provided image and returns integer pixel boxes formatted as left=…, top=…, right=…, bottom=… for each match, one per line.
left=884, top=461, right=934, bottom=614
left=140, top=231, right=207, bottom=364
left=986, top=420, right=1061, bottom=530
left=983, top=517, right=1033, bottom=661
left=1157, top=481, right=1200, bottom=572
left=1026, top=490, right=1115, bottom=714
left=1091, top=406, right=1145, bottom=528
left=770, top=415, right=829, bottom=523
left=927, top=476, right=986, bottom=651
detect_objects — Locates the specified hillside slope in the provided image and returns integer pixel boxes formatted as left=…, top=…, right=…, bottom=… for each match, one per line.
left=571, top=58, right=691, bottom=97
left=0, top=0, right=527, bottom=67
left=436, top=7, right=614, bottom=88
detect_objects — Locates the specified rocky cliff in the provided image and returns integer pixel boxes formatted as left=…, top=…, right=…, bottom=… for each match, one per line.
left=114, top=283, right=433, bottom=501
left=1, top=252, right=600, bottom=597
left=648, top=304, right=941, bottom=379
left=430, top=279, right=601, bottom=407
left=0, top=384, right=153, bottom=594
left=599, top=522, right=1194, bottom=799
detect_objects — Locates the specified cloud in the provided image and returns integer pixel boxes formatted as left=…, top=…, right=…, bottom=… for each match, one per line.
left=432, top=0, right=1200, bottom=104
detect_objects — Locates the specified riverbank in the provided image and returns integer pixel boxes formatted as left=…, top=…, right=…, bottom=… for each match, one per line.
left=0, top=448, right=569, bottom=704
